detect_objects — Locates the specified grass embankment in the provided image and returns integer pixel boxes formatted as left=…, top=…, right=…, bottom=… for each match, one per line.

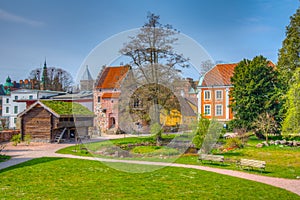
left=57, top=135, right=300, bottom=179
left=0, top=157, right=299, bottom=199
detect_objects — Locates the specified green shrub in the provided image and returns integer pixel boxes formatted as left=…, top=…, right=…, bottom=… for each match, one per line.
left=11, top=134, right=21, bottom=146
left=24, top=134, right=32, bottom=146
left=224, top=137, right=243, bottom=149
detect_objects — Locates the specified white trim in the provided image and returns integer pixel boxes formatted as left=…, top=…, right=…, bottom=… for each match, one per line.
left=204, top=104, right=211, bottom=116
left=204, top=90, right=211, bottom=100
left=197, top=88, right=202, bottom=119
left=225, top=87, right=230, bottom=120
left=17, top=101, right=60, bottom=118
left=198, top=85, right=233, bottom=89
left=215, top=104, right=223, bottom=116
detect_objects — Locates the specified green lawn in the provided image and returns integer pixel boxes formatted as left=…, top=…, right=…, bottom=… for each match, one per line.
left=0, top=157, right=299, bottom=199
left=57, top=135, right=300, bottom=179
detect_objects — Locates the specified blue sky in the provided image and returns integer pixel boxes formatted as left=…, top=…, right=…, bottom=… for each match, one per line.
left=0, top=0, right=299, bottom=83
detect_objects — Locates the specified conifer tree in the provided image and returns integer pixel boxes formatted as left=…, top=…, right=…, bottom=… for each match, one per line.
left=230, top=56, right=281, bottom=130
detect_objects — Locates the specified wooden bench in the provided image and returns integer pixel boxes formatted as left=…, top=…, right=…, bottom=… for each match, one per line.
left=199, top=154, right=224, bottom=164
left=237, top=159, right=266, bottom=172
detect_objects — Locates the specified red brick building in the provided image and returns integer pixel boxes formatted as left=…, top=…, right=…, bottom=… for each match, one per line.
left=93, top=66, right=129, bottom=134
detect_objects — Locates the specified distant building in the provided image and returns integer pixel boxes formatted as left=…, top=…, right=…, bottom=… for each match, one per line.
left=80, top=65, right=94, bottom=91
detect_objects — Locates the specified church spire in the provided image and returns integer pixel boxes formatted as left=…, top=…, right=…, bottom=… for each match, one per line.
left=41, top=58, right=48, bottom=90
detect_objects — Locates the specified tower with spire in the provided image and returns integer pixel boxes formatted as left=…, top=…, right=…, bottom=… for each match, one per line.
left=40, top=59, right=49, bottom=90
left=80, top=65, right=94, bottom=91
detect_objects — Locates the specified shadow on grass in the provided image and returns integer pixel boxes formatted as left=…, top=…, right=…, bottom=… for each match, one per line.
left=199, top=161, right=231, bottom=167
left=0, top=157, right=63, bottom=173
left=240, top=167, right=272, bottom=175
left=0, top=155, right=10, bottom=163
left=222, top=152, right=245, bottom=157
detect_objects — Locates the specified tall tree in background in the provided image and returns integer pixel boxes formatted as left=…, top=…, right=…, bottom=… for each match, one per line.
left=281, top=68, right=300, bottom=135
left=278, top=7, right=300, bottom=88
left=277, top=7, right=300, bottom=126
left=29, top=66, right=73, bottom=92
left=120, top=13, right=188, bottom=125
left=230, top=56, right=281, bottom=131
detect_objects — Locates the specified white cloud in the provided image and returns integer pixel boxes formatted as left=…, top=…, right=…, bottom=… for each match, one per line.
left=0, top=8, right=44, bottom=27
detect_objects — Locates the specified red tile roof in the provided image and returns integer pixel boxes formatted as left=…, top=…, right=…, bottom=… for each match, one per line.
left=200, top=61, right=275, bottom=87
left=95, top=66, right=129, bottom=89
left=200, top=63, right=237, bottom=87
left=102, top=92, right=120, bottom=99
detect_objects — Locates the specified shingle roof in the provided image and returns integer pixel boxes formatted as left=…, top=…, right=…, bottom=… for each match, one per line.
left=200, top=63, right=237, bottom=87
left=95, top=66, right=129, bottom=89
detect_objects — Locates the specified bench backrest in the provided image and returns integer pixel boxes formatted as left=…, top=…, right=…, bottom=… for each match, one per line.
left=199, top=154, right=224, bottom=161
left=240, top=159, right=266, bottom=167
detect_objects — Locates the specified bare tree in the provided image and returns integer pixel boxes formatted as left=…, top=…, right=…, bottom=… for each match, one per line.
left=119, top=13, right=189, bottom=127
left=253, top=112, right=278, bottom=143
left=28, top=67, right=73, bottom=92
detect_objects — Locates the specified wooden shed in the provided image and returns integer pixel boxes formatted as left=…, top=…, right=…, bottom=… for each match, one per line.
left=18, top=100, right=94, bottom=143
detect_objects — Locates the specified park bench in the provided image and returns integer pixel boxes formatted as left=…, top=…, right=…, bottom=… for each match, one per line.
left=237, top=158, right=266, bottom=172
left=199, top=154, right=224, bottom=164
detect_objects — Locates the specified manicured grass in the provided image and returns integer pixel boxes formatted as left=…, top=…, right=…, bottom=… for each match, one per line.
left=57, top=136, right=300, bottom=179
left=0, top=157, right=299, bottom=199
left=0, top=154, right=10, bottom=163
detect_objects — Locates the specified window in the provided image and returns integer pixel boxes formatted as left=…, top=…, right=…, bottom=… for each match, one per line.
left=97, top=96, right=101, bottom=103
left=216, top=104, right=223, bottom=116
left=6, top=107, right=9, bottom=113
left=133, top=98, right=141, bottom=108
left=6, top=98, right=9, bottom=103
left=204, top=104, right=211, bottom=116
left=204, top=90, right=211, bottom=100
left=14, top=96, right=18, bottom=100
left=29, top=95, right=33, bottom=100
left=14, top=106, right=18, bottom=114
left=216, top=90, right=223, bottom=100
left=14, top=118, right=17, bottom=124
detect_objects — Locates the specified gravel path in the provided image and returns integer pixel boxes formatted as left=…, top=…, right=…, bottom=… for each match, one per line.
left=1, top=140, right=299, bottom=196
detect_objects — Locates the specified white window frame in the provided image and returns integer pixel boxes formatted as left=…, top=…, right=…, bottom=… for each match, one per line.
left=215, top=104, right=223, bottom=116
left=204, top=90, right=211, bottom=100
left=204, top=104, right=211, bottom=116
left=215, top=90, right=223, bottom=100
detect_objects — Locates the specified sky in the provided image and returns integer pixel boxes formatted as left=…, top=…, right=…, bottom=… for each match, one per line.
left=0, top=0, right=299, bottom=84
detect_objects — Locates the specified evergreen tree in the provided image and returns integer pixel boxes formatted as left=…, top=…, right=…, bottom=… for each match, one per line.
left=278, top=7, right=300, bottom=88
left=230, top=56, right=281, bottom=130
left=282, top=68, right=300, bottom=135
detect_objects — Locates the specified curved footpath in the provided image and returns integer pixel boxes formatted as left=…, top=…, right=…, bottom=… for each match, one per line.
left=1, top=139, right=299, bottom=196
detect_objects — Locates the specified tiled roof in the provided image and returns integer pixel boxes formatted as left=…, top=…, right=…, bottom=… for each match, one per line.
left=200, top=63, right=237, bottom=87
left=102, top=92, right=120, bottom=99
left=95, top=66, right=129, bottom=89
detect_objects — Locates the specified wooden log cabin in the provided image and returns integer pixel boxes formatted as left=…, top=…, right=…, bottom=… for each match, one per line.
left=18, top=100, right=94, bottom=142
